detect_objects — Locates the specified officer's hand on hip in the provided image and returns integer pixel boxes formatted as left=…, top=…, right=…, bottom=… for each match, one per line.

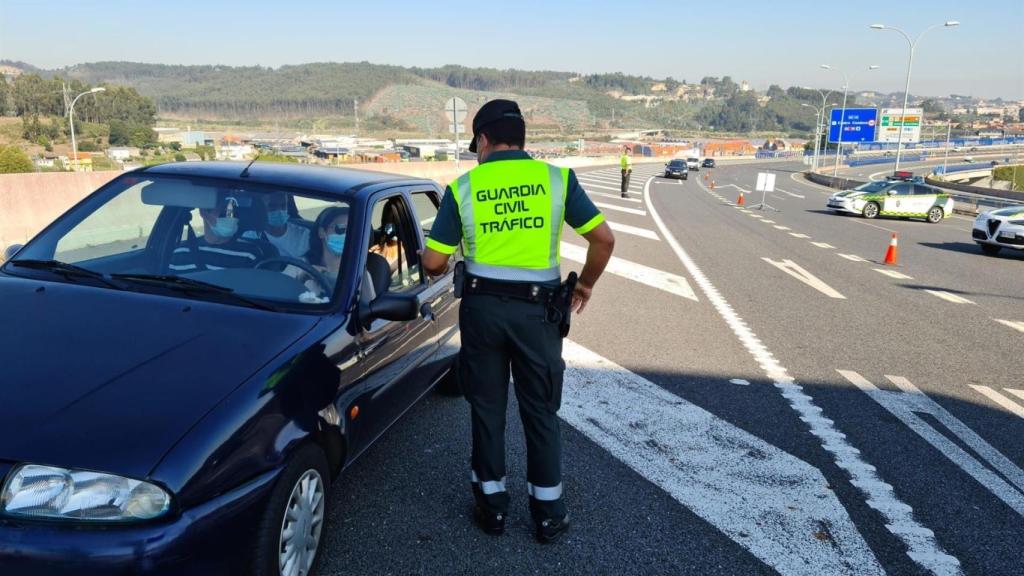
left=571, top=280, right=593, bottom=314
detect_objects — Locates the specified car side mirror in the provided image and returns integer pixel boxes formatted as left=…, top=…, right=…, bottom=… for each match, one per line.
left=887, top=190, right=898, bottom=196
left=366, top=289, right=428, bottom=322
left=3, top=244, right=24, bottom=261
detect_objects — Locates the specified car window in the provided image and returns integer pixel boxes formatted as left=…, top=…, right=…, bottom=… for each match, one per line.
left=410, top=190, right=440, bottom=238
left=913, top=185, right=938, bottom=196
left=9, top=173, right=349, bottom=309
left=854, top=181, right=888, bottom=193
left=367, top=194, right=424, bottom=291
left=889, top=183, right=913, bottom=195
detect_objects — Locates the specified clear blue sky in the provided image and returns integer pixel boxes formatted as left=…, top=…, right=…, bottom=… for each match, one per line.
left=1, top=0, right=1021, bottom=99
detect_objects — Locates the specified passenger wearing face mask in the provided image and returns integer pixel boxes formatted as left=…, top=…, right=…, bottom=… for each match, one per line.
left=169, top=195, right=275, bottom=272
left=242, top=192, right=311, bottom=259
left=297, top=206, right=349, bottom=297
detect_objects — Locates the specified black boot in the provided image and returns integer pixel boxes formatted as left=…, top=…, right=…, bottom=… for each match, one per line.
left=534, top=514, right=570, bottom=544
left=473, top=505, right=506, bottom=536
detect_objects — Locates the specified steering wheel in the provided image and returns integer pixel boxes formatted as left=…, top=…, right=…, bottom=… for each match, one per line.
left=254, top=256, right=333, bottom=296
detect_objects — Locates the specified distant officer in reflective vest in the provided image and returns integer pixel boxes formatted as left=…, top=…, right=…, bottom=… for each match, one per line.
left=620, top=146, right=633, bottom=198
left=422, top=99, right=615, bottom=543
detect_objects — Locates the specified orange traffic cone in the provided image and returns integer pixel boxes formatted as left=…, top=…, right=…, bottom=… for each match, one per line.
left=710, top=180, right=716, bottom=190
left=883, top=233, right=898, bottom=265
left=704, top=173, right=709, bottom=181
left=737, top=192, right=745, bottom=206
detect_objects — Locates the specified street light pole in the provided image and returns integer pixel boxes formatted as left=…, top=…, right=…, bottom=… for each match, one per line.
left=821, top=65, right=879, bottom=178
left=69, top=87, right=105, bottom=171
left=801, top=103, right=822, bottom=170
left=943, top=119, right=952, bottom=174
left=871, top=21, right=959, bottom=172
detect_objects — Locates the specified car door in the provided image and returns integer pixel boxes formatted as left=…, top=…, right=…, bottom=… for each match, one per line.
left=408, top=188, right=460, bottom=372
left=344, top=191, right=440, bottom=451
left=908, top=184, right=940, bottom=215
left=882, top=182, right=913, bottom=215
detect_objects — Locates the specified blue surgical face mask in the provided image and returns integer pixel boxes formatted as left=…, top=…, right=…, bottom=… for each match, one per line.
left=267, top=210, right=289, bottom=227
left=326, top=233, right=346, bottom=256
left=211, top=216, right=238, bottom=238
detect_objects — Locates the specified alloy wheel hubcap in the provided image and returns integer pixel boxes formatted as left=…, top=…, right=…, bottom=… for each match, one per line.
left=279, top=469, right=325, bottom=576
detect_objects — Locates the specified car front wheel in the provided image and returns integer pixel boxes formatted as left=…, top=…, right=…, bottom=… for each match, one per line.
left=862, top=202, right=880, bottom=219
left=254, top=445, right=330, bottom=576
left=926, top=206, right=944, bottom=223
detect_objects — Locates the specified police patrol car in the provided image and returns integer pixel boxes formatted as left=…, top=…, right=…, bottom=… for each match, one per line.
left=827, top=172, right=954, bottom=223
left=972, top=206, right=1024, bottom=256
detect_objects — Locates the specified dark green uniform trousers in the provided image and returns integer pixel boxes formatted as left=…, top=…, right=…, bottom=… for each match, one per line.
left=459, top=292, right=566, bottom=521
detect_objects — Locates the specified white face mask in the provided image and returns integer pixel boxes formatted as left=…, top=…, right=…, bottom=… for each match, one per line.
left=210, top=216, right=238, bottom=238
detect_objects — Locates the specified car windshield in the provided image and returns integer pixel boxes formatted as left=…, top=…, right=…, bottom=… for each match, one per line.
left=669, top=160, right=685, bottom=167
left=852, top=181, right=889, bottom=193
left=4, top=174, right=351, bottom=309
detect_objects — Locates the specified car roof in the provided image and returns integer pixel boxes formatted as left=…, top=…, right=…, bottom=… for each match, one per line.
left=137, top=161, right=437, bottom=199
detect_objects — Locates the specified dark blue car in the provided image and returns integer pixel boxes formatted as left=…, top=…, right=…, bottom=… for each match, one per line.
left=0, top=162, right=460, bottom=575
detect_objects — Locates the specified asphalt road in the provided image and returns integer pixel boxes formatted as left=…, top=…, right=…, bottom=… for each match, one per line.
left=317, top=160, right=1023, bottom=575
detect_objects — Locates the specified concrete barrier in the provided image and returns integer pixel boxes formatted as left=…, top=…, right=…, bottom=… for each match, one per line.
left=0, top=155, right=677, bottom=247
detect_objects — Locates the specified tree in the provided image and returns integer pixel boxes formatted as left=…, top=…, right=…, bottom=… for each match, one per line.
left=174, top=153, right=186, bottom=162
left=0, top=77, right=9, bottom=116
left=1019, top=108, right=1024, bottom=123
left=0, top=145, right=34, bottom=173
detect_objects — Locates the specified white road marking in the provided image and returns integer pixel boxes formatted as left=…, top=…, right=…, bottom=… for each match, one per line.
left=606, top=220, right=660, bottom=240
left=811, top=242, right=835, bottom=249
left=583, top=187, right=644, bottom=203
left=994, top=319, right=1024, bottom=333
left=561, top=341, right=884, bottom=576
left=838, top=254, right=868, bottom=262
left=749, top=213, right=763, bottom=218
left=775, top=188, right=806, bottom=199
left=1007, top=389, right=1024, bottom=402
left=773, top=225, right=791, bottom=231
left=760, top=219, right=776, bottom=224
left=970, top=385, right=1024, bottom=419
left=874, top=268, right=913, bottom=280
left=729, top=378, right=750, bottom=386
left=789, top=233, right=811, bottom=239
left=592, top=201, right=647, bottom=216
left=647, top=177, right=952, bottom=574
left=559, top=242, right=696, bottom=301
left=762, top=258, right=846, bottom=299
left=924, top=290, right=976, bottom=305
left=842, top=370, right=1024, bottom=521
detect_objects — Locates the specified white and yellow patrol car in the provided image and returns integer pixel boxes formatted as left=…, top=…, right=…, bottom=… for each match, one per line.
left=827, top=173, right=954, bottom=223
left=972, top=206, right=1024, bottom=256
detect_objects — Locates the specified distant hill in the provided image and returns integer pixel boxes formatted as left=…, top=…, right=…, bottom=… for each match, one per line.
left=4, top=61, right=689, bottom=130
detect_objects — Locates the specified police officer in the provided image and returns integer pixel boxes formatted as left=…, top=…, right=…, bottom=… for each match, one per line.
left=620, top=146, right=633, bottom=198
left=421, top=99, right=614, bottom=543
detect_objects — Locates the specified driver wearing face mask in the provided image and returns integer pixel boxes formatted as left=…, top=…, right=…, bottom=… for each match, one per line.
left=169, top=194, right=275, bottom=272
left=242, top=192, right=311, bottom=259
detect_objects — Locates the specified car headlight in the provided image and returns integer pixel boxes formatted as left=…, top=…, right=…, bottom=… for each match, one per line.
left=1, top=464, right=171, bottom=521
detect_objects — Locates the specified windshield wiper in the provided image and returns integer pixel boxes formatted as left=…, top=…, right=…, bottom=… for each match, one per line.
left=109, top=273, right=278, bottom=311
left=7, top=259, right=123, bottom=289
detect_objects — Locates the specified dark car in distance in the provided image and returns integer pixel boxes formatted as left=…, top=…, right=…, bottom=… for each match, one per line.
left=663, top=159, right=689, bottom=180
left=701, top=158, right=716, bottom=168
left=0, top=162, right=460, bottom=576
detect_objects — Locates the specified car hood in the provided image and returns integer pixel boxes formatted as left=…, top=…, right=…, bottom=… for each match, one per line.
left=0, top=275, right=320, bottom=480
left=989, top=207, right=1024, bottom=220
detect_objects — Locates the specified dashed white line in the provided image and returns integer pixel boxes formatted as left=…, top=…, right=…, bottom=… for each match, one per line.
left=760, top=219, right=776, bottom=224
left=775, top=188, right=806, bottom=199
left=559, top=242, right=696, bottom=301
left=646, top=177, right=954, bottom=575
left=584, top=188, right=644, bottom=203
left=874, top=268, right=913, bottom=280
left=789, top=233, right=811, bottom=239
left=729, top=378, right=751, bottom=386
left=591, top=201, right=647, bottom=216
left=773, top=225, right=791, bottom=231
left=1006, top=389, right=1024, bottom=402
left=838, top=254, right=868, bottom=262
left=811, top=242, right=835, bottom=249
left=994, top=319, right=1024, bottom=333
left=924, top=290, right=976, bottom=305
left=606, top=220, right=660, bottom=240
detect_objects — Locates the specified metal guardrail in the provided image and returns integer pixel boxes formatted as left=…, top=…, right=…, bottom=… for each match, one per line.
left=847, top=154, right=926, bottom=167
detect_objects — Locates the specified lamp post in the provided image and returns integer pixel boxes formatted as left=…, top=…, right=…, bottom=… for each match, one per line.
left=801, top=103, right=823, bottom=170
left=870, top=21, right=959, bottom=171
left=69, top=87, right=105, bottom=170
left=821, top=64, right=879, bottom=177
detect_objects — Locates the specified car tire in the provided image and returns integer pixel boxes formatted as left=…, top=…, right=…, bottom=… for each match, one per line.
left=862, top=202, right=880, bottom=219
left=435, top=359, right=462, bottom=396
left=926, top=206, right=944, bottom=224
left=980, top=243, right=1002, bottom=256
left=683, top=174, right=688, bottom=180
left=253, top=444, right=330, bottom=576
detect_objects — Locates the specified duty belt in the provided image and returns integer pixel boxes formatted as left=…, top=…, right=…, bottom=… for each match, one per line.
left=462, top=273, right=557, bottom=304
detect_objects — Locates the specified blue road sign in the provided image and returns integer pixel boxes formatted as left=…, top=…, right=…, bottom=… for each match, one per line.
left=828, top=108, right=878, bottom=143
